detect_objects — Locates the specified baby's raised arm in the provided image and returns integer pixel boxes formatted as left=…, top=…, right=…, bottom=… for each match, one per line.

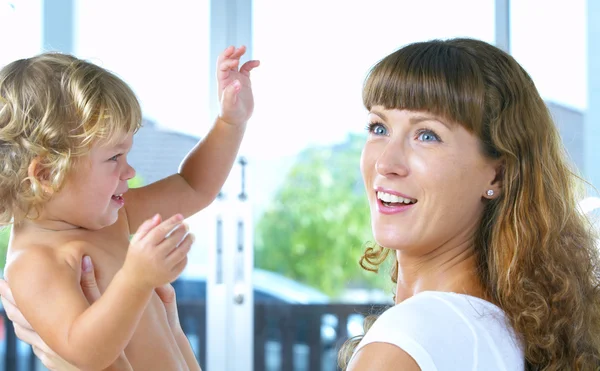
left=5, top=214, right=192, bottom=370
left=122, top=45, right=260, bottom=232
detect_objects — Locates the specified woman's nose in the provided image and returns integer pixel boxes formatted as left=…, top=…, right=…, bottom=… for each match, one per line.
left=375, top=141, right=409, bottom=177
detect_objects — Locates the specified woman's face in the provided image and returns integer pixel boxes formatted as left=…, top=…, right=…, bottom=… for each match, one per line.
left=360, top=107, right=500, bottom=255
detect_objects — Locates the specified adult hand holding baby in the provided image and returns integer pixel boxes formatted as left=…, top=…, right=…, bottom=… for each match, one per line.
left=0, top=256, right=134, bottom=371
left=0, top=213, right=193, bottom=371
left=0, top=252, right=188, bottom=370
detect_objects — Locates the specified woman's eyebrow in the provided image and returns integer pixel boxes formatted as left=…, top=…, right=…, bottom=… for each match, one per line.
left=369, top=110, right=386, bottom=121
left=370, top=109, right=452, bottom=129
left=409, top=115, right=452, bottom=129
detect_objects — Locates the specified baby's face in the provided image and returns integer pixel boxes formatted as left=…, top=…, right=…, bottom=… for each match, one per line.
left=47, top=133, right=136, bottom=230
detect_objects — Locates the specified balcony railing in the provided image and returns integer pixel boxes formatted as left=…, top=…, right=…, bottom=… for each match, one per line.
left=0, top=302, right=389, bottom=371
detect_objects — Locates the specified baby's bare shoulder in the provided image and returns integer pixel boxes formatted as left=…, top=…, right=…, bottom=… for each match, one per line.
left=58, top=240, right=98, bottom=270
left=6, top=239, right=95, bottom=279
left=4, top=246, right=68, bottom=291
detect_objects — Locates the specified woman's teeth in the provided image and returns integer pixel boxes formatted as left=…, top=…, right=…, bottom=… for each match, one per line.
left=377, top=191, right=417, bottom=204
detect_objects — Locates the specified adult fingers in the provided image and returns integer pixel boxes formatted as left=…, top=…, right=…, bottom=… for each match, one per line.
left=80, top=256, right=102, bottom=303
left=0, top=279, right=15, bottom=305
left=14, top=323, right=46, bottom=349
left=155, top=283, right=176, bottom=305
left=1, top=296, right=33, bottom=330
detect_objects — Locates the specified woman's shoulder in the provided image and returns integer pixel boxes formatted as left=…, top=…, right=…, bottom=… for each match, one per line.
left=373, top=290, right=505, bottom=325
left=401, top=290, right=504, bottom=317
left=369, top=290, right=511, bottom=342
left=353, top=290, right=524, bottom=371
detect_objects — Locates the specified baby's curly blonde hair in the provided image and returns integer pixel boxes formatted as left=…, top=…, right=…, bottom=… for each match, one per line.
left=0, top=53, right=142, bottom=224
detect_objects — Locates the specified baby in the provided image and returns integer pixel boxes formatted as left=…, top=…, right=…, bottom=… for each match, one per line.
left=0, top=45, right=259, bottom=370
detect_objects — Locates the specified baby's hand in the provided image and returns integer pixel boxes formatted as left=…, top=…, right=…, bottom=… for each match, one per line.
left=122, top=214, right=193, bottom=290
left=217, top=45, right=260, bottom=127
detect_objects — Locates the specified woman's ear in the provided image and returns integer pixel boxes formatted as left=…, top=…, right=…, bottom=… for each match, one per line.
left=484, top=159, right=503, bottom=199
left=27, top=157, right=53, bottom=195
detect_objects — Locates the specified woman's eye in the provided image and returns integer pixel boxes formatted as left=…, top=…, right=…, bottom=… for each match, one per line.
left=416, top=129, right=440, bottom=142
left=366, top=123, right=387, bottom=136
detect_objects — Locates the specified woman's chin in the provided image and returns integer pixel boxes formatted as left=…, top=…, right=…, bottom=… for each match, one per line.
left=373, top=233, right=411, bottom=251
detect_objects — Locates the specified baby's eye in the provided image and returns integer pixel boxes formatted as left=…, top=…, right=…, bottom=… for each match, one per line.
left=109, top=154, right=121, bottom=161
left=366, top=123, right=388, bottom=136
left=416, top=129, right=440, bottom=142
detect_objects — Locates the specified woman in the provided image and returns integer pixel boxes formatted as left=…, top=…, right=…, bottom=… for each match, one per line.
left=3, top=37, right=600, bottom=370
left=340, top=38, right=600, bottom=370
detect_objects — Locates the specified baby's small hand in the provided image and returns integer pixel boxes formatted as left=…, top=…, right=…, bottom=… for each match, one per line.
left=122, top=214, right=193, bottom=290
left=217, top=45, right=260, bottom=127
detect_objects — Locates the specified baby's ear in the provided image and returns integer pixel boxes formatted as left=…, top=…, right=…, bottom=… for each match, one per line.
left=27, top=156, right=53, bottom=194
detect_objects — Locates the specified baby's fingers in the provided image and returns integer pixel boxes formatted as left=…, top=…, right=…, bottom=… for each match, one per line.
left=240, top=60, right=260, bottom=77
left=145, top=214, right=185, bottom=245
left=163, top=223, right=189, bottom=245
left=170, top=256, right=189, bottom=279
left=219, top=58, right=240, bottom=72
left=166, top=233, right=194, bottom=266
left=216, top=45, right=244, bottom=73
left=216, top=45, right=236, bottom=66
left=131, top=214, right=161, bottom=243
left=229, top=45, right=247, bottom=60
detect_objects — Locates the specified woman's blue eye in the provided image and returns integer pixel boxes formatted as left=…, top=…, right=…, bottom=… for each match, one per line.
left=366, top=123, right=387, bottom=136
left=417, top=129, right=440, bottom=142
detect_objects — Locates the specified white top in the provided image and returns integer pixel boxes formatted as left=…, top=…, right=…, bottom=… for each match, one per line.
left=350, top=291, right=524, bottom=370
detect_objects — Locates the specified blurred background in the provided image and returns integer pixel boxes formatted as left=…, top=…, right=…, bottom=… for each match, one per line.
left=0, top=0, right=598, bottom=370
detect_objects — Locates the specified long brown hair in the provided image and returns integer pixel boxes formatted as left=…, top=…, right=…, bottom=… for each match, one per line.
left=339, top=38, right=600, bottom=370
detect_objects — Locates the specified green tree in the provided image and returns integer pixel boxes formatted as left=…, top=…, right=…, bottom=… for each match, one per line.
left=128, top=174, right=145, bottom=189
left=0, top=174, right=145, bottom=270
left=0, top=227, right=9, bottom=271
left=255, top=133, right=392, bottom=297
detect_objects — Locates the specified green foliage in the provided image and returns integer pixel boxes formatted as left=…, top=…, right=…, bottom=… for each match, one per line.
left=255, top=133, right=392, bottom=297
left=128, top=174, right=145, bottom=188
left=0, top=227, right=9, bottom=271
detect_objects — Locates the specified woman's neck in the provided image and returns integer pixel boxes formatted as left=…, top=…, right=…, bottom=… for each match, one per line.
left=394, top=242, right=486, bottom=304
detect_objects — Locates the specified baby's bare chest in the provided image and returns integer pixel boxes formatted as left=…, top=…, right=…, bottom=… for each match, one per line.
left=77, top=234, right=130, bottom=292
left=78, top=237, right=187, bottom=369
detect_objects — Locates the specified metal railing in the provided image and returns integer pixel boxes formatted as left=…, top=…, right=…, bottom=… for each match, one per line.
left=0, top=302, right=389, bottom=371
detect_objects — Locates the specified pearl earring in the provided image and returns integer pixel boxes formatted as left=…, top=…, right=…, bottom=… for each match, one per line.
left=486, top=190, right=494, bottom=197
